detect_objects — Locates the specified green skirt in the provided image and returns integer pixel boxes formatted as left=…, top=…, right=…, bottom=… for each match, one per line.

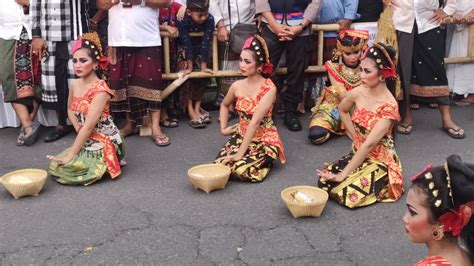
left=49, top=143, right=125, bottom=186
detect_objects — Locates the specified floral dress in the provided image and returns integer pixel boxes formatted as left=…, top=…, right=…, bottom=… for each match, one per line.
left=49, top=80, right=125, bottom=186
left=318, top=101, right=404, bottom=208
left=215, top=79, right=286, bottom=182
left=309, top=60, right=361, bottom=134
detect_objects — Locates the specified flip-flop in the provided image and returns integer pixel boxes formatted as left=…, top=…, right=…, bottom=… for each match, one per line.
left=160, top=117, right=179, bottom=128
left=428, top=103, right=438, bottom=109
left=442, top=127, right=465, bottom=139
left=153, top=134, right=171, bottom=146
left=453, top=100, right=472, bottom=107
left=396, top=123, right=413, bottom=135
left=409, top=103, right=420, bottom=110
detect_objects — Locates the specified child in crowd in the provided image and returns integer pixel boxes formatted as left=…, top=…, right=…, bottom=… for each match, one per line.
left=158, top=0, right=186, bottom=128
left=48, top=33, right=125, bottom=186
left=176, top=0, right=214, bottom=128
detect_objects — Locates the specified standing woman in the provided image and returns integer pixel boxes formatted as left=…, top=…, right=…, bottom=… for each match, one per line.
left=215, top=35, right=285, bottom=182
left=405, top=155, right=473, bottom=266
left=48, top=33, right=125, bottom=186
left=317, top=43, right=404, bottom=208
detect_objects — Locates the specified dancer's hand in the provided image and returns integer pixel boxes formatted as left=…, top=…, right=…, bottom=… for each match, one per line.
left=220, top=124, right=238, bottom=136
left=317, top=169, right=345, bottom=183
left=47, top=154, right=74, bottom=166
left=218, top=154, right=242, bottom=164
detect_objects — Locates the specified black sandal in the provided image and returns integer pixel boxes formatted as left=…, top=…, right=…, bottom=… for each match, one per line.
left=442, top=127, right=465, bottom=139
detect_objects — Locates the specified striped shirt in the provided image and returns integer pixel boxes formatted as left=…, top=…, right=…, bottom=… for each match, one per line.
left=30, top=0, right=85, bottom=41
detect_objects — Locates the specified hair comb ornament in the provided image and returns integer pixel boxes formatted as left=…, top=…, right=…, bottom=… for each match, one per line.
left=410, top=164, right=433, bottom=182
left=362, top=43, right=397, bottom=79
left=72, top=32, right=109, bottom=71
left=242, top=35, right=274, bottom=75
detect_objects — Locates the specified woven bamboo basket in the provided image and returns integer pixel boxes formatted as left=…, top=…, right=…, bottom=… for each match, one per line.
left=281, top=186, right=329, bottom=218
left=1, top=169, right=48, bottom=199
left=188, top=164, right=231, bottom=193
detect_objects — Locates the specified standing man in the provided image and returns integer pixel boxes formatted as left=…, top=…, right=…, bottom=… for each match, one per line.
left=31, top=0, right=87, bottom=142
left=256, top=0, right=322, bottom=132
left=317, top=0, right=359, bottom=62
left=97, top=0, right=172, bottom=146
left=209, top=0, right=256, bottom=105
left=0, top=0, right=42, bottom=146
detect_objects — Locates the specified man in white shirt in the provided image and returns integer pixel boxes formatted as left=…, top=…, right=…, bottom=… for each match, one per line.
left=385, top=0, right=465, bottom=139
left=0, top=0, right=42, bottom=145
left=97, top=0, right=172, bottom=146
left=209, top=0, right=256, bottom=105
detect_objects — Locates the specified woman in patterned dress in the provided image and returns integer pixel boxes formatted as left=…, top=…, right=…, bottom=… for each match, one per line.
left=48, top=33, right=125, bottom=186
left=308, top=30, right=369, bottom=145
left=317, top=43, right=403, bottom=208
left=406, top=155, right=474, bottom=266
left=215, top=35, right=285, bottom=182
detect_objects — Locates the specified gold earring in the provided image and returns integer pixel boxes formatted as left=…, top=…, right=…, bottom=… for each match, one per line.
left=257, top=68, right=262, bottom=73
left=432, top=226, right=444, bottom=241
left=94, top=65, right=98, bottom=70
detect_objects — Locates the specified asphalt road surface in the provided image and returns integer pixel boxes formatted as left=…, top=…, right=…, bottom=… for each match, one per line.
left=0, top=105, right=473, bottom=265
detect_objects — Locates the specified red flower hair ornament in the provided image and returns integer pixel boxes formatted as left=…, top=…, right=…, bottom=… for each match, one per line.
left=439, top=201, right=474, bottom=237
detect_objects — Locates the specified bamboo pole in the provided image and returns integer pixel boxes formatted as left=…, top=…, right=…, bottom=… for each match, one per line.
left=317, top=31, right=324, bottom=66
left=468, top=24, right=474, bottom=57
left=212, top=35, right=218, bottom=72
left=163, top=36, right=171, bottom=74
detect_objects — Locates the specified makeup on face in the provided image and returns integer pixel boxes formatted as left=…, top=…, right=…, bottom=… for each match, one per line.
left=404, top=189, right=434, bottom=243
left=359, top=59, right=380, bottom=87
left=72, top=48, right=96, bottom=77
left=342, top=50, right=362, bottom=67
left=239, top=50, right=258, bottom=76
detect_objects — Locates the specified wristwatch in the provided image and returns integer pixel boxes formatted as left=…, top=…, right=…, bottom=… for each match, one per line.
left=140, top=0, right=146, bottom=7
left=298, top=23, right=308, bottom=30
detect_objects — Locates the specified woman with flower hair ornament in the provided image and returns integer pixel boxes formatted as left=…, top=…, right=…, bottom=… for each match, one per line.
left=406, top=155, right=474, bottom=266
left=47, top=33, right=125, bottom=186
left=317, top=42, right=403, bottom=208
left=215, top=35, right=285, bottom=182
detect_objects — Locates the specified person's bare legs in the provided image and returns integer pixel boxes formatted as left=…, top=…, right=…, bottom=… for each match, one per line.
left=120, top=112, right=137, bottom=137
left=11, top=103, right=32, bottom=132
left=187, top=100, right=199, bottom=120
left=397, top=107, right=413, bottom=134
left=29, top=100, right=39, bottom=121
left=150, top=110, right=169, bottom=146
left=439, top=104, right=464, bottom=135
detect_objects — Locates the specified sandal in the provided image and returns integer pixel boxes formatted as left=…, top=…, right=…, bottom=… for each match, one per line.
left=23, top=121, right=40, bottom=146
left=153, top=134, right=171, bottom=146
left=200, top=108, right=211, bottom=119
left=397, top=123, right=413, bottom=135
left=188, top=118, right=206, bottom=129
left=160, top=117, right=179, bottom=128
left=120, top=127, right=138, bottom=138
left=311, top=132, right=330, bottom=145
left=199, top=115, right=212, bottom=124
left=453, top=99, right=472, bottom=107
left=409, top=103, right=420, bottom=110
left=16, top=128, right=26, bottom=146
left=428, top=103, right=438, bottom=109
left=442, top=126, right=465, bottom=139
